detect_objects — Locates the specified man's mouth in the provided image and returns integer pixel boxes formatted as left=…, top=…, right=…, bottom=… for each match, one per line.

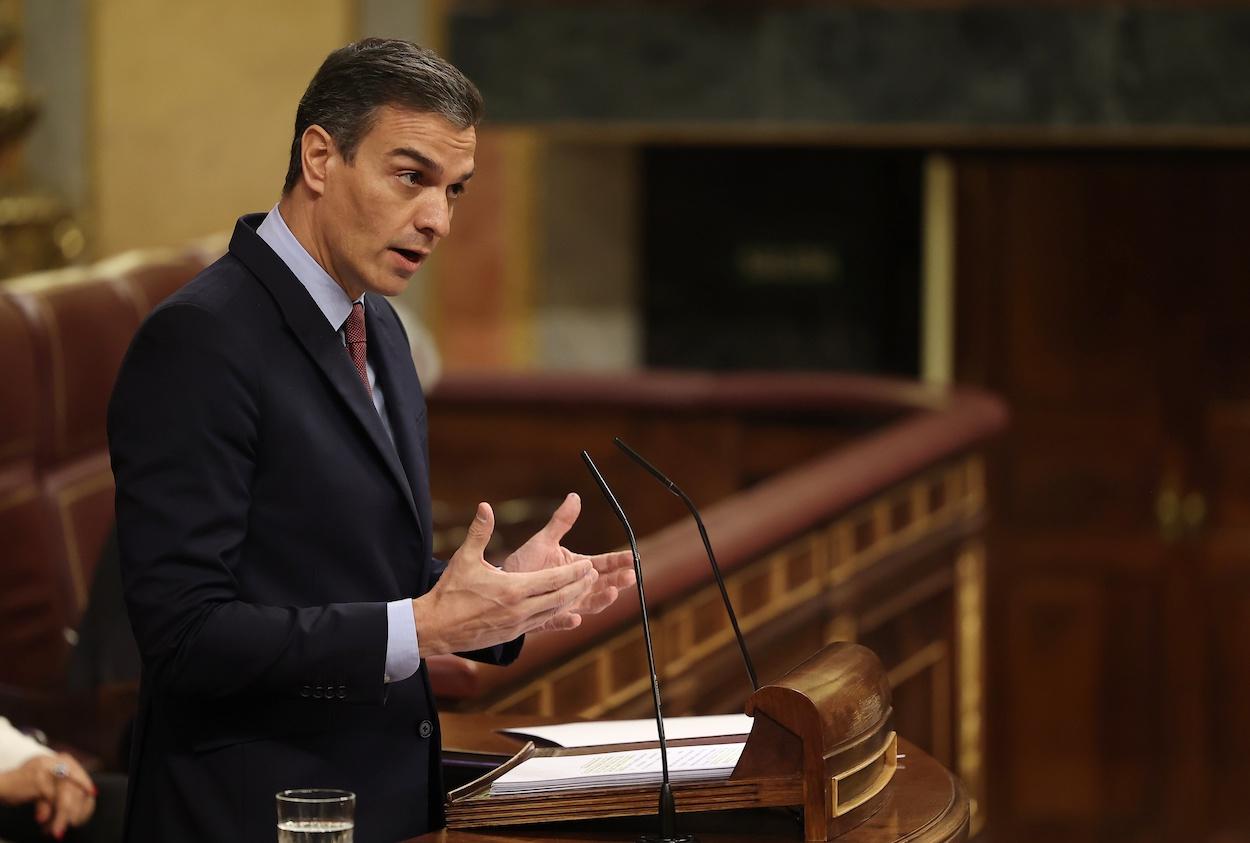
left=388, top=247, right=428, bottom=271
left=390, top=247, right=426, bottom=263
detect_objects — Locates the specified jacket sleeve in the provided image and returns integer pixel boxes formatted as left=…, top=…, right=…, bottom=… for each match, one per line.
left=108, top=303, right=388, bottom=705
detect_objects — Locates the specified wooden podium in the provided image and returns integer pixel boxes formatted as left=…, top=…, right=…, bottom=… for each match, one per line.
left=410, top=643, right=969, bottom=843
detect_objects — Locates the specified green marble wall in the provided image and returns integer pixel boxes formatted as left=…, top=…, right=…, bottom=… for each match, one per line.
left=448, top=3, right=1250, bottom=127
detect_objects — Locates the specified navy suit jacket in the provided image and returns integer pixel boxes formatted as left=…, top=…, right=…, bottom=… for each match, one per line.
left=108, top=215, right=519, bottom=842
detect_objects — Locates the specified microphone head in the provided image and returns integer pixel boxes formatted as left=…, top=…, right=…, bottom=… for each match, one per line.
left=614, top=437, right=678, bottom=491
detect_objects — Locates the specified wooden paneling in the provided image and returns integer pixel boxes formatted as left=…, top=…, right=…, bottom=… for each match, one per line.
left=956, top=152, right=1250, bottom=841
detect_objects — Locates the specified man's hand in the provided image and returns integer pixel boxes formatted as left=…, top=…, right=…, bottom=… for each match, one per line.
left=501, top=493, right=636, bottom=633
left=0, top=752, right=96, bottom=838
left=412, top=502, right=600, bottom=657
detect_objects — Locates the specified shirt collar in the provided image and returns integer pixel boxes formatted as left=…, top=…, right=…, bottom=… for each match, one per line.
left=256, top=203, right=361, bottom=331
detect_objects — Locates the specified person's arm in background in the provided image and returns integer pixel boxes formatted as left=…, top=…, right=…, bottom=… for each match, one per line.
left=0, top=717, right=95, bottom=838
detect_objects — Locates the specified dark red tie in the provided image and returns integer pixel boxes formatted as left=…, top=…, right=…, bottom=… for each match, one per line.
left=344, top=302, right=372, bottom=399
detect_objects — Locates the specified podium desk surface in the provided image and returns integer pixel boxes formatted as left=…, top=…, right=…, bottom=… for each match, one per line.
left=413, top=714, right=969, bottom=843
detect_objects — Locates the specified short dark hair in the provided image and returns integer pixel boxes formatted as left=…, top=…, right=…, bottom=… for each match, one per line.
left=283, top=38, right=483, bottom=194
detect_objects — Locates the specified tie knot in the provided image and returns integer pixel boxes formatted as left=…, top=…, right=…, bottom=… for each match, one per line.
left=344, top=301, right=367, bottom=346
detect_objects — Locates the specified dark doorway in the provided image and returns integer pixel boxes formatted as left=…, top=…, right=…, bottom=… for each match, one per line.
left=642, top=146, right=923, bottom=375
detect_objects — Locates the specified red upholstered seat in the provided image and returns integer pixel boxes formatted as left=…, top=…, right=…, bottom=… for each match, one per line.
left=4, top=270, right=140, bottom=633
left=0, top=292, right=38, bottom=464
left=6, top=269, right=141, bottom=468
left=0, top=294, right=70, bottom=687
left=100, top=247, right=206, bottom=315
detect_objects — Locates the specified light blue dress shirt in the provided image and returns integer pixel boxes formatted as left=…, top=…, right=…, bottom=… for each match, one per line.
left=258, top=205, right=422, bottom=685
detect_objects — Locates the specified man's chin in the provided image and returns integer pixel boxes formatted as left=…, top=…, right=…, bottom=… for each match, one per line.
left=372, top=275, right=411, bottom=297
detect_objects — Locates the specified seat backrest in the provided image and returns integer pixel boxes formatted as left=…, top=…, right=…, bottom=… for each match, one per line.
left=5, top=270, right=141, bottom=622
left=6, top=269, right=142, bottom=468
left=100, top=246, right=206, bottom=315
left=0, top=293, right=71, bottom=686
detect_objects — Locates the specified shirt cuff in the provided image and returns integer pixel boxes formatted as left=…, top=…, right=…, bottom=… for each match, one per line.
left=384, top=599, right=421, bottom=684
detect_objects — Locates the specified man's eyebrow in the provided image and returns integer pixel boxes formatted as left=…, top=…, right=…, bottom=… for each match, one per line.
left=389, top=147, right=441, bottom=174
left=389, top=147, right=474, bottom=183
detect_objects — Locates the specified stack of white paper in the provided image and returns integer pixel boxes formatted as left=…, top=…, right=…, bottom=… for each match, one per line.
left=499, top=714, right=753, bottom=748
left=490, top=742, right=746, bottom=795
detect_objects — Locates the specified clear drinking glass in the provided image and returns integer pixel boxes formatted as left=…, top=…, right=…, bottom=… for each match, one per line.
left=275, top=788, right=355, bottom=842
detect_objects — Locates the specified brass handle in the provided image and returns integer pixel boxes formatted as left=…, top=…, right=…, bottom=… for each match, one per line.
left=1156, top=488, right=1207, bottom=540
left=1181, top=491, right=1206, bottom=532
left=1156, top=488, right=1182, bottom=540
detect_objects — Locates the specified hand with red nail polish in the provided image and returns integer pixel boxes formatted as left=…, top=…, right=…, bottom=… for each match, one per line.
left=0, top=749, right=96, bottom=837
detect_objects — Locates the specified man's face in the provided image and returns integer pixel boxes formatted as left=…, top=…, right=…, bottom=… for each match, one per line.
left=315, top=105, right=476, bottom=299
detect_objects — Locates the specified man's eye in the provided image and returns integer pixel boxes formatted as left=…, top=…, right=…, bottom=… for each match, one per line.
left=400, top=172, right=422, bottom=186
left=449, top=184, right=465, bottom=199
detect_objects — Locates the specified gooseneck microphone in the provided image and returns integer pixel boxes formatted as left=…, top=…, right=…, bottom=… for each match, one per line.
left=581, top=451, right=695, bottom=843
left=613, top=437, right=760, bottom=692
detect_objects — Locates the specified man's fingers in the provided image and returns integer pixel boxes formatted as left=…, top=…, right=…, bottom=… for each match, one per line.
left=515, top=558, right=594, bottom=597
left=589, top=549, right=634, bottom=574
left=521, top=565, right=596, bottom=618
left=539, top=493, right=581, bottom=543
left=457, top=503, right=495, bottom=559
left=578, top=585, right=620, bottom=615
left=536, top=611, right=582, bottom=633
left=596, top=567, right=636, bottom=590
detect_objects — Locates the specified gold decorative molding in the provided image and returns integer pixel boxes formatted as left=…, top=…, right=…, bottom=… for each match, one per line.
left=956, top=541, right=986, bottom=836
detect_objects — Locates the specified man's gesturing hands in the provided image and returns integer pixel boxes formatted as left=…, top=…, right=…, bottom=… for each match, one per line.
left=412, top=494, right=635, bottom=657
left=500, top=493, right=635, bottom=632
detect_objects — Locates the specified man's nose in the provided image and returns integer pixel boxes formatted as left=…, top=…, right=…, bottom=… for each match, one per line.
left=414, top=192, right=452, bottom=239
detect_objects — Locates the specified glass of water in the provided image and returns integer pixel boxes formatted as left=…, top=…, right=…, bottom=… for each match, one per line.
left=276, top=788, right=355, bottom=842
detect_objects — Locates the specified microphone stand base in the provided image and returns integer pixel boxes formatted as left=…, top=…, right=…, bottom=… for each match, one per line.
left=637, top=835, right=697, bottom=843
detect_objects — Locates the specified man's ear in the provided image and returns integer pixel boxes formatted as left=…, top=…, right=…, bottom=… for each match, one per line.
left=300, top=125, right=336, bottom=196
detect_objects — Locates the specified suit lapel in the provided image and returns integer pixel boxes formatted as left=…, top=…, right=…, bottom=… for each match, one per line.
left=366, top=296, right=433, bottom=546
left=227, top=216, right=422, bottom=532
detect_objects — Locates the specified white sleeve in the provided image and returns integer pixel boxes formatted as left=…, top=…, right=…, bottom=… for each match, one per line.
left=0, top=716, right=53, bottom=772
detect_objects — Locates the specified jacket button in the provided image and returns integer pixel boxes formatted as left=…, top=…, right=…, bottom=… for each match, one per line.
left=300, top=685, right=311, bottom=698
left=337, top=686, right=347, bottom=699
left=313, top=685, right=323, bottom=699
left=418, top=720, right=433, bottom=738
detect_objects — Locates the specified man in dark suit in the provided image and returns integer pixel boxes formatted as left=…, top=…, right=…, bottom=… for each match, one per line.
left=107, top=39, right=633, bottom=843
